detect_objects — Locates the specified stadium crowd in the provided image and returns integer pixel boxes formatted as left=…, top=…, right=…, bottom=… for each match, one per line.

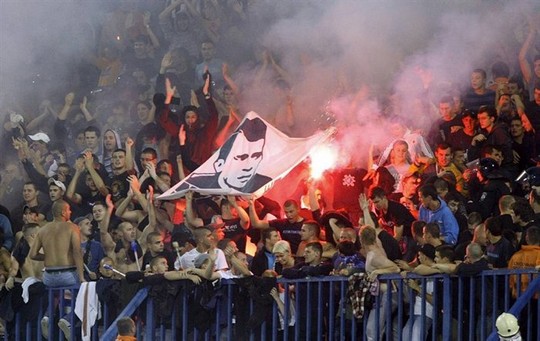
left=1, top=0, right=540, bottom=340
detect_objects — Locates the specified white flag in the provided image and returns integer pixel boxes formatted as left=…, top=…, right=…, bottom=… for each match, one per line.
left=158, top=111, right=335, bottom=200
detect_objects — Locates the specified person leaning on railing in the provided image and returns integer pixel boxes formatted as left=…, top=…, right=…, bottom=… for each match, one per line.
left=507, top=226, right=540, bottom=340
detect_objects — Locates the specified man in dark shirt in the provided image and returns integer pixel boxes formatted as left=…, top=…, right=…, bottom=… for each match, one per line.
left=484, top=217, right=514, bottom=268
left=249, top=198, right=305, bottom=254
left=462, top=69, right=496, bottom=112
left=141, top=232, right=175, bottom=271
left=524, top=82, right=540, bottom=152
left=250, top=228, right=281, bottom=276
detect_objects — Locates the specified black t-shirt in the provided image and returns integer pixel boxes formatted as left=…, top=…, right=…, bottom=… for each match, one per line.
left=486, top=237, right=514, bottom=268
left=269, top=218, right=304, bottom=254
left=378, top=200, right=415, bottom=238
left=377, top=230, right=402, bottom=261
left=142, top=249, right=176, bottom=271
left=223, top=217, right=248, bottom=253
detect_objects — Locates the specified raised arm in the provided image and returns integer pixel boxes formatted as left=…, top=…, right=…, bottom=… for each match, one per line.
left=222, top=63, right=239, bottom=95
left=184, top=191, right=204, bottom=229
left=358, top=194, right=375, bottom=228
left=159, top=0, right=183, bottom=22
left=145, top=162, right=170, bottom=193
left=65, top=158, right=85, bottom=204
left=228, top=196, right=249, bottom=230
left=101, top=195, right=117, bottom=255
left=143, top=11, right=160, bottom=50
left=518, top=17, right=537, bottom=85
left=125, top=137, right=135, bottom=172
left=84, top=151, right=109, bottom=196
left=248, top=196, right=270, bottom=229
left=79, top=96, right=96, bottom=123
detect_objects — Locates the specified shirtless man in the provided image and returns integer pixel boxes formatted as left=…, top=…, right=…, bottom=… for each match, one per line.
left=5, top=223, right=44, bottom=289
left=29, top=200, right=85, bottom=286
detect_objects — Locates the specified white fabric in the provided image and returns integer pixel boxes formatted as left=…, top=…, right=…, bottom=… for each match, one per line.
left=180, top=248, right=228, bottom=270
left=21, top=277, right=40, bottom=303
left=159, top=111, right=335, bottom=199
left=74, top=282, right=101, bottom=341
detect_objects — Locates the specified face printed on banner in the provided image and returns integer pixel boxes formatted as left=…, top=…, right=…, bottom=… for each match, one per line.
left=213, top=118, right=268, bottom=192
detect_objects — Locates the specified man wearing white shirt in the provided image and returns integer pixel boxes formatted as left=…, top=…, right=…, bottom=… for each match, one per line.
left=179, top=226, right=228, bottom=270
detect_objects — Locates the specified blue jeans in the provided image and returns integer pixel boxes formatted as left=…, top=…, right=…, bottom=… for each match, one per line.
left=43, top=267, right=79, bottom=287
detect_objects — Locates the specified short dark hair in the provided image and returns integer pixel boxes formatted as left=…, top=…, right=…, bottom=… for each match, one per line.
left=436, top=245, right=455, bottom=262
left=150, top=255, right=166, bottom=269
left=419, top=185, right=438, bottom=200
left=480, top=144, right=501, bottom=158
left=485, top=217, right=503, bottom=237
left=262, top=227, right=278, bottom=242
left=306, top=241, right=322, bottom=256
left=283, top=199, right=299, bottom=209
left=117, top=316, right=135, bottom=336
left=491, top=61, right=510, bottom=79
left=436, top=142, right=452, bottom=152
left=467, top=212, right=482, bottom=227
left=112, top=148, right=126, bottom=155
left=84, top=125, right=101, bottom=137
left=424, top=222, right=440, bottom=239
left=526, top=226, right=540, bottom=245
left=141, top=147, right=157, bottom=159
left=412, top=221, right=426, bottom=238
left=477, top=105, right=497, bottom=119
left=303, top=220, right=321, bottom=238
left=217, top=117, right=267, bottom=161
left=472, top=68, right=487, bottom=79
left=511, top=199, right=535, bottom=222
left=368, top=186, right=386, bottom=200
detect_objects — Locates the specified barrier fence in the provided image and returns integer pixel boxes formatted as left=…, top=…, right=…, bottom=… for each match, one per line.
left=1, top=269, right=538, bottom=340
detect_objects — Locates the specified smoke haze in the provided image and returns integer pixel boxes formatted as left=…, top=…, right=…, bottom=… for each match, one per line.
left=1, top=0, right=539, bottom=171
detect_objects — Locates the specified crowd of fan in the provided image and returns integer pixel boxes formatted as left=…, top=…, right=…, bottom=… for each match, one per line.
left=1, top=0, right=540, bottom=340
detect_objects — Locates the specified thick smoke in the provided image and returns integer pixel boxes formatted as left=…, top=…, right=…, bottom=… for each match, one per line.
left=235, top=0, right=538, bottom=168
left=1, top=0, right=538, bottom=173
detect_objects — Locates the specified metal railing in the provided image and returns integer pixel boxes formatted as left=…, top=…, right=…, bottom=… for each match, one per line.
left=1, top=268, right=538, bottom=340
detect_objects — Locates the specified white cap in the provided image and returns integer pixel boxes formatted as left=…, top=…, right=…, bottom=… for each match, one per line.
left=48, top=178, right=66, bottom=192
left=28, top=132, right=50, bottom=144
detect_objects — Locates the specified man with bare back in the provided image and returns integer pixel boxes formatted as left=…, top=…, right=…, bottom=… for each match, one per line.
left=29, top=200, right=85, bottom=286
left=5, top=223, right=44, bottom=289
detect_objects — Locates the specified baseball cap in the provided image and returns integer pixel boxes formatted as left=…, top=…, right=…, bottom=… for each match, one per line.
left=48, top=178, right=66, bottom=192
left=23, top=205, right=39, bottom=214
left=28, top=132, right=50, bottom=144
left=73, top=214, right=93, bottom=225
left=194, top=254, right=210, bottom=268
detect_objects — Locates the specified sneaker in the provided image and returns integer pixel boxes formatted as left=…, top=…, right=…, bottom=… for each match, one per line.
left=58, top=318, right=71, bottom=341
left=41, top=316, right=49, bottom=340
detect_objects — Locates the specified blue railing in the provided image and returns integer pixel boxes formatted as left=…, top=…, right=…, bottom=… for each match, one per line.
left=1, top=269, right=538, bottom=340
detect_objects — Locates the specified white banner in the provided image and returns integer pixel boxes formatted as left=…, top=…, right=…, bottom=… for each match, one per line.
left=158, top=111, right=335, bottom=200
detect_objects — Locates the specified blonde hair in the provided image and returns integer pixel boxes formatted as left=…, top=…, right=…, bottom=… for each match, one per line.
left=272, top=240, right=291, bottom=254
